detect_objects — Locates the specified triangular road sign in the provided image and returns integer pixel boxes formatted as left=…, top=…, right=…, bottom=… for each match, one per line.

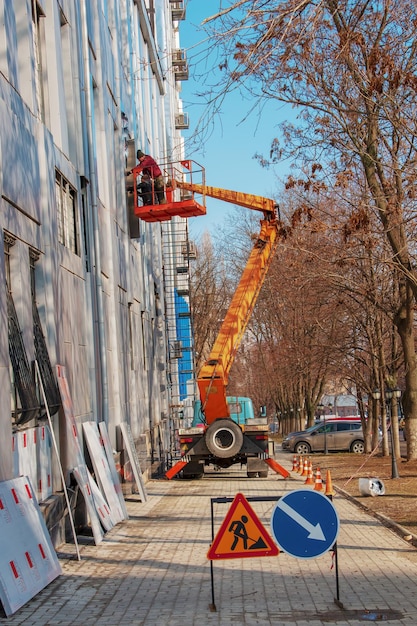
left=207, top=493, right=279, bottom=560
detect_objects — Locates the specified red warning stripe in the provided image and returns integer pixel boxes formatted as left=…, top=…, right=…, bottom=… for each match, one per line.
left=11, top=489, right=19, bottom=504
left=25, top=552, right=33, bottom=568
left=38, top=544, right=46, bottom=559
left=10, top=561, right=19, bottom=578
left=25, top=484, right=32, bottom=499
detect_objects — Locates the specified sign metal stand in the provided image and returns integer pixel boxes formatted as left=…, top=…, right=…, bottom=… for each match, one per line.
left=208, top=493, right=341, bottom=612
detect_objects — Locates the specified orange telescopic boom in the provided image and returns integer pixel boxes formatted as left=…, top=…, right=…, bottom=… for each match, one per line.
left=133, top=161, right=288, bottom=480
left=175, top=182, right=280, bottom=426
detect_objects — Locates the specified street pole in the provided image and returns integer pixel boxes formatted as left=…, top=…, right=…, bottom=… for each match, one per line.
left=386, top=389, right=399, bottom=479
left=391, top=388, right=402, bottom=462
left=318, top=403, right=328, bottom=454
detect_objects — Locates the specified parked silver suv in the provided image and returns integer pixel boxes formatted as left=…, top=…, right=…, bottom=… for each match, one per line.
left=281, top=419, right=365, bottom=455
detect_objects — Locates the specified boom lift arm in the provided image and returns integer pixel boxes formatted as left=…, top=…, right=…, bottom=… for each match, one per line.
left=177, top=182, right=280, bottom=426
left=131, top=160, right=289, bottom=479
left=132, top=165, right=290, bottom=479
left=152, top=174, right=290, bottom=481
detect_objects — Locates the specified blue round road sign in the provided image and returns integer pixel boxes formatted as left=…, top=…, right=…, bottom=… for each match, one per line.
left=270, top=489, right=339, bottom=559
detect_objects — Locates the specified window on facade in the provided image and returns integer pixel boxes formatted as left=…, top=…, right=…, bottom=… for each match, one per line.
left=147, top=0, right=156, bottom=36
left=31, top=0, right=46, bottom=121
left=141, top=311, right=151, bottom=371
left=5, top=236, right=39, bottom=425
left=128, top=303, right=136, bottom=371
left=4, top=236, right=17, bottom=422
left=30, top=251, right=61, bottom=417
left=85, top=2, right=96, bottom=54
left=55, top=171, right=80, bottom=255
left=80, top=178, right=90, bottom=271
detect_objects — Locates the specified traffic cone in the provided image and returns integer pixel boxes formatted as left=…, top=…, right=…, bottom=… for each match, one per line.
left=314, top=467, right=324, bottom=491
left=325, top=469, right=335, bottom=496
left=301, top=457, right=309, bottom=476
left=297, top=456, right=304, bottom=474
left=304, top=461, right=314, bottom=485
left=292, top=455, right=298, bottom=471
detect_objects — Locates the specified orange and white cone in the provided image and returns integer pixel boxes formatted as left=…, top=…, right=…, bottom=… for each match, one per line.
left=292, top=455, right=298, bottom=472
left=325, top=469, right=335, bottom=496
left=297, top=456, right=304, bottom=474
left=304, top=461, right=314, bottom=485
left=314, top=467, right=324, bottom=491
left=301, top=457, right=309, bottom=476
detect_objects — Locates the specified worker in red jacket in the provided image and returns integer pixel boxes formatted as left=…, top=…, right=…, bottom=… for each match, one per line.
left=135, top=150, right=166, bottom=204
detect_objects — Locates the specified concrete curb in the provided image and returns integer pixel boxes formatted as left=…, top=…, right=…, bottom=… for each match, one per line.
left=335, top=484, right=417, bottom=548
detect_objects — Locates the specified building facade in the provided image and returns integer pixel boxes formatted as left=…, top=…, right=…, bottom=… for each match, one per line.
left=0, top=0, right=194, bottom=542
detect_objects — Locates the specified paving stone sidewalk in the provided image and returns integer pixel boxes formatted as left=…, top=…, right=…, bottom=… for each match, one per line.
left=1, top=452, right=417, bottom=626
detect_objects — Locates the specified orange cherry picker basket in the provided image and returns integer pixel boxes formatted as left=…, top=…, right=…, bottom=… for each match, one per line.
left=132, top=159, right=207, bottom=222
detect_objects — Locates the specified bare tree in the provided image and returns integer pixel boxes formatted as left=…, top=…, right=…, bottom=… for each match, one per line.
left=201, top=0, right=417, bottom=458
left=219, top=183, right=405, bottom=454
left=189, top=232, right=232, bottom=372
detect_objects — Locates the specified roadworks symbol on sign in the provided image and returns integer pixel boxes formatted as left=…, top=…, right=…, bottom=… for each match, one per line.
left=207, top=492, right=279, bottom=560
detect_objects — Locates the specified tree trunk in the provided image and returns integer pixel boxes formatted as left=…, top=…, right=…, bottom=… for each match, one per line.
left=390, top=395, right=401, bottom=462
left=395, top=285, right=417, bottom=460
left=364, top=401, right=373, bottom=453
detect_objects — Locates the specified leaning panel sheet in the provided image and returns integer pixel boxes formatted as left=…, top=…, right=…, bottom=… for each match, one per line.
left=0, top=476, right=62, bottom=616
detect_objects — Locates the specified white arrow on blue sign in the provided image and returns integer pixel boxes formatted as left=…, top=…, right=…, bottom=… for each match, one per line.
left=270, top=489, right=339, bottom=559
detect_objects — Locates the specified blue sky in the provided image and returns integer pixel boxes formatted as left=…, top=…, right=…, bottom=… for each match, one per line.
left=178, top=1, right=291, bottom=237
